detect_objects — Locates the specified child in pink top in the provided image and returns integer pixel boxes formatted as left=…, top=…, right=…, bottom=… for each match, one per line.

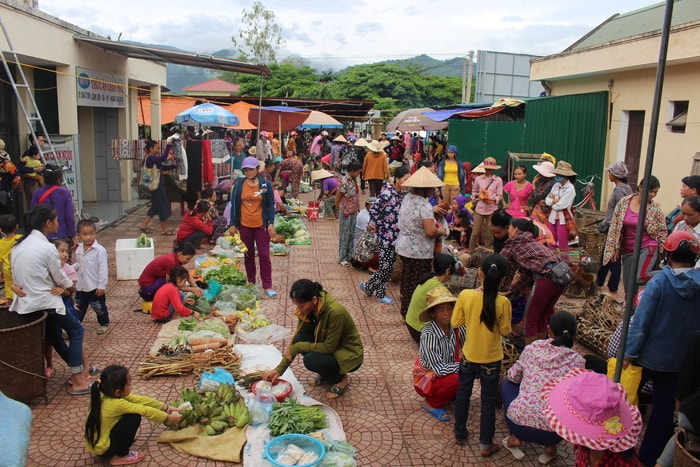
left=150, top=267, right=198, bottom=322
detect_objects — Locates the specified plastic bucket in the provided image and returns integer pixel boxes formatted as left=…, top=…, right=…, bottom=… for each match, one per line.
left=307, top=201, right=320, bottom=221
left=0, top=311, right=47, bottom=401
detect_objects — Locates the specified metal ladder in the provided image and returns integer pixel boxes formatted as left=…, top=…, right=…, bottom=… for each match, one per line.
left=0, top=17, right=59, bottom=166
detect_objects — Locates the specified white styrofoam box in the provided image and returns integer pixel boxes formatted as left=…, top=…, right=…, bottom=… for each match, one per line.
left=115, top=237, right=154, bottom=280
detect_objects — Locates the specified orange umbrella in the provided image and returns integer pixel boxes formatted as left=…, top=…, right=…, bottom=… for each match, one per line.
left=137, top=96, right=195, bottom=125
left=248, top=106, right=311, bottom=135
left=225, top=101, right=257, bottom=129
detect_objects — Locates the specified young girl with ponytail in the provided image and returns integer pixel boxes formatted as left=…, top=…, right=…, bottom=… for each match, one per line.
left=452, top=254, right=512, bottom=455
left=84, top=365, right=182, bottom=465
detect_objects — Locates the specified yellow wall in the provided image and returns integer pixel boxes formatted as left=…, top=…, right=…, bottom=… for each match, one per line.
left=530, top=25, right=700, bottom=213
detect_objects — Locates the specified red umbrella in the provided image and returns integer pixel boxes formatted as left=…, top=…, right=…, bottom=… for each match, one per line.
left=248, top=106, right=311, bottom=136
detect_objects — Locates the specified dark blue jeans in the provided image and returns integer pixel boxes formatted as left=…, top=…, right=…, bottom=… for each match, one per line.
left=76, top=290, right=110, bottom=326
left=293, top=332, right=346, bottom=385
left=638, top=368, right=679, bottom=467
left=596, top=252, right=622, bottom=292
left=454, top=359, right=501, bottom=448
left=501, top=379, right=562, bottom=446
left=44, top=307, right=84, bottom=372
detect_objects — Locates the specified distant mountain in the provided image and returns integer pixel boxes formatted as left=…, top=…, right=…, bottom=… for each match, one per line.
left=379, top=54, right=463, bottom=78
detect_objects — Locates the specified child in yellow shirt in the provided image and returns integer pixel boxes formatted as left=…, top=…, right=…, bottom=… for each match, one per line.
left=22, top=147, right=45, bottom=187
left=0, top=214, right=21, bottom=305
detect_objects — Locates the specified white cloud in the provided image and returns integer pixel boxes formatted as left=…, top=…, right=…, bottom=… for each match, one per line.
left=38, top=0, right=656, bottom=68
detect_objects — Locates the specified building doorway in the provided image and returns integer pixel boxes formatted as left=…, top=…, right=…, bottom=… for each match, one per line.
left=623, top=110, right=645, bottom=190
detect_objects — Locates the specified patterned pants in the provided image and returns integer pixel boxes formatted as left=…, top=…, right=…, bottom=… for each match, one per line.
left=364, top=245, right=396, bottom=299
left=338, top=213, right=357, bottom=263
left=278, top=159, right=303, bottom=198
left=399, top=256, right=433, bottom=318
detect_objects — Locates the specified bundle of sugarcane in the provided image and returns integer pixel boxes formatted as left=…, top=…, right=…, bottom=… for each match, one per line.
left=137, top=346, right=242, bottom=379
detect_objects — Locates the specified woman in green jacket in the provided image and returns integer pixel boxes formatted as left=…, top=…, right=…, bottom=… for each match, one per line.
left=263, top=279, right=364, bottom=400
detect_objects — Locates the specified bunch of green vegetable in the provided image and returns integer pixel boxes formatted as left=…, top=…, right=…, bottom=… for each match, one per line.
left=268, top=398, right=328, bottom=436
left=274, top=219, right=298, bottom=239
left=204, top=265, right=247, bottom=286
left=136, top=233, right=151, bottom=248
left=186, top=296, right=212, bottom=315
left=178, top=318, right=197, bottom=331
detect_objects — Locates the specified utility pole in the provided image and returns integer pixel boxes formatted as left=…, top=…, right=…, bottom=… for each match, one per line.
left=461, top=55, right=468, bottom=104
left=466, top=50, right=474, bottom=104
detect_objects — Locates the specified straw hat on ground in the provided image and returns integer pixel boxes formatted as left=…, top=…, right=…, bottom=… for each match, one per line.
left=311, top=169, right=333, bottom=182
left=552, top=161, right=577, bottom=177
left=403, top=166, right=445, bottom=188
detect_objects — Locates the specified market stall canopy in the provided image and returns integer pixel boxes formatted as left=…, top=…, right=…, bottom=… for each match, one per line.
left=137, top=96, right=194, bottom=125
left=249, top=106, right=311, bottom=135
left=224, top=101, right=258, bottom=130
left=175, top=102, right=239, bottom=125
left=386, top=107, right=447, bottom=132
left=300, top=110, right=343, bottom=129
left=73, top=36, right=272, bottom=76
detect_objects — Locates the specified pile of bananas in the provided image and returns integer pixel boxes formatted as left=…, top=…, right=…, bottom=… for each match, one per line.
left=168, top=384, right=251, bottom=436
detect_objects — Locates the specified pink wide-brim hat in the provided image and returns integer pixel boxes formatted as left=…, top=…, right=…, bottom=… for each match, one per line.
left=541, top=368, right=642, bottom=453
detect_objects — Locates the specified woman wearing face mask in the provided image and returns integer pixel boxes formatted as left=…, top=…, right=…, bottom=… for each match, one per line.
left=602, top=176, right=667, bottom=304
left=545, top=161, right=577, bottom=251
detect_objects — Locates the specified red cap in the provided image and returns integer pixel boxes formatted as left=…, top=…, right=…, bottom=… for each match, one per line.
left=664, top=231, right=700, bottom=253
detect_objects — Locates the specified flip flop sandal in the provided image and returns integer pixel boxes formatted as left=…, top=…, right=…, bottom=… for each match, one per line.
left=326, top=383, right=348, bottom=399
left=44, top=367, right=56, bottom=379
left=421, top=403, right=450, bottom=421
left=69, top=381, right=94, bottom=395
left=265, top=289, right=278, bottom=299
left=307, top=375, right=328, bottom=387
left=89, top=365, right=101, bottom=376
left=538, top=452, right=558, bottom=465
left=503, top=436, right=525, bottom=460
left=377, top=296, right=395, bottom=305
left=110, top=451, right=145, bottom=466
left=358, top=282, right=372, bottom=297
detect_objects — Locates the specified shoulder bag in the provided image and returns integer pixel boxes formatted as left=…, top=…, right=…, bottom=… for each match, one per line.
left=548, top=261, right=574, bottom=287
left=413, top=330, right=461, bottom=397
left=140, top=157, right=160, bottom=192
left=353, top=229, right=378, bottom=262
left=472, top=177, right=495, bottom=212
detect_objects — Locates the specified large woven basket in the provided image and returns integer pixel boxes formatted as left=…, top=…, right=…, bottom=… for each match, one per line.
left=574, top=208, right=606, bottom=230
left=0, top=310, right=47, bottom=402
left=579, top=227, right=607, bottom=263
left=447, top=268, right=479, bottom=295
left=675, top=429, right=700, bottom=466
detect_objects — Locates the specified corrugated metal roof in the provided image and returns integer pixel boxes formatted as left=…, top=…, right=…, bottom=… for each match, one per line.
left=566, top=0, right=700, bottom=52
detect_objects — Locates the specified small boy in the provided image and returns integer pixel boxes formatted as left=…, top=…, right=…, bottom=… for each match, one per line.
left=0, top=214, right=21, bottom=305
left=336, top=161, right=362, bottom=266
left=21, top=146, right=45, bottom=187
left=74, top=219, right=110, bottom=333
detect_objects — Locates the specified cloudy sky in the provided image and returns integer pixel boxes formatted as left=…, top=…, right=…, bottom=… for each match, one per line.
left=40, top=0, right=656, bottom=69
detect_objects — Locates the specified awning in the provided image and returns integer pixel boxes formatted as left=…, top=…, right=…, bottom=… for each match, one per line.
left=667, top=112, right=687, bottom=126
left=74, top=35, right=272, bottom=76
left=137, top=96, right=195, bottom=125
left=423, top=107, right=481, bottom=122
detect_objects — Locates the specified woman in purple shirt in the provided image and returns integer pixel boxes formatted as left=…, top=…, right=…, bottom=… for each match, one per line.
left=30, top=164, right=76, bottom=247
left=138, top=139, right=173, bottom=235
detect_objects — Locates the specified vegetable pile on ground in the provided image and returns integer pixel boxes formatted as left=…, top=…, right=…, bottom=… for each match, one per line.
left=268, top=398, right=328, bottom=436
left=274, top=217, right=310, bottom=244
left=138, top=346, right=242, bottom=379
left=204, top=265, right=247, bottom=286
left=168, top=383, right=250, bottom=435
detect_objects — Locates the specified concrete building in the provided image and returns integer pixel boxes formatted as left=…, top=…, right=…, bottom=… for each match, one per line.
left=0, top=0, right=267, bottom=217
left=530, top=0, right=700, bottom=211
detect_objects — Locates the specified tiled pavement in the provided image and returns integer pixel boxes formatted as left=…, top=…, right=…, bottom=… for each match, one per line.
left=23, top=192, right=578, bottom=466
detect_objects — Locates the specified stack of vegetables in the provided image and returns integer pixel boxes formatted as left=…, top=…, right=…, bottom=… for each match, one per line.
left=274, top=217, right=311, bottom=245
left=168, top=384, right=250, bottom=436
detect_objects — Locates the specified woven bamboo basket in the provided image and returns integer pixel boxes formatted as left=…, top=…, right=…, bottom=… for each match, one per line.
left=579, top=227, right=607, bottom=263
left=0, top=311, right=47, bottom=402
left=447, top=268, right=479, bottom=295
left=574, top=208, right=606, bottom=230
left=575, top=295, right=623, bottom=356
left=675, top=429, right=700, bottom=466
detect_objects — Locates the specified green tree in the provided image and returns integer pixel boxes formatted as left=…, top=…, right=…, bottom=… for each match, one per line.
left=222, top=64, right=325, bottom=98
left=231, top=1, right=285, bottom=64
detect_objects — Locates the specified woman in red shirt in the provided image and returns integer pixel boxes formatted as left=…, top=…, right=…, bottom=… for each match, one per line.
left=137, top=243, right=202, bottom=301
left=176, top=200, right=214, bottom=248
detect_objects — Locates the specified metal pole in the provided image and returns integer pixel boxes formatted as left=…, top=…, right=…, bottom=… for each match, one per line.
left=257, top=73, right=264, bottom=131
left=613, top=0, right=674, bottom=382
left=466, top=50, right=474, bottom=104
left=461, top=55, right=467, bottom=104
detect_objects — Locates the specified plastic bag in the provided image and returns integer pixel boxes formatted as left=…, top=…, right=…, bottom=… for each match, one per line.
left=248, top=388, right=277, bottom=427
left=236, top=323, right=291, bottom=344
left=213, top=300, right=237, bottom=312
left=320, top=451, right=357, bottom=467
left=198, top=367, right=235, bottom=393
left=203, top=279, right=221, bottom=301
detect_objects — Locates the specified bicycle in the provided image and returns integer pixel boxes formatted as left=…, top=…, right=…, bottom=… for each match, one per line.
left=573, top=174, right=600, bottom=211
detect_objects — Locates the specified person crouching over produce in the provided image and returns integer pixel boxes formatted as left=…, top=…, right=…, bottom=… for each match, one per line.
left=263, top=279, right=364, bottom=400
left=85, top=365, right=183, bottom=466
left=138, top=242, right=202, bottom=302
left=175, top=200, right=213, bottom=248
left=150, top=267, right=200, bottom=322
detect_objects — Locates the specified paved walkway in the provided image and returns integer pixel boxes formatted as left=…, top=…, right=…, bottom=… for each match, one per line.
left=23, top=192, right=576, bottom=466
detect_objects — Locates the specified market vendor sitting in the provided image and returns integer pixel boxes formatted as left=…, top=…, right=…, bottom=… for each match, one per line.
left=150, top=267, right=199, bottom=322
left=263, top=279, right=364, bottom=400
left=138, top=242, right=203, bottom=302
